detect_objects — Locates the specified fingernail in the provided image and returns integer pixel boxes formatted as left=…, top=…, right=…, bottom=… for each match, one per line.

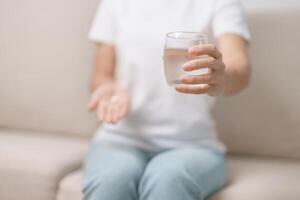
left=179, top=76, right=186, bottom=82
left=188, top=48, right=193, bottom=54
left=190, top=46, right=199, bottom=52
left=182, top=65, right=189, bottom=71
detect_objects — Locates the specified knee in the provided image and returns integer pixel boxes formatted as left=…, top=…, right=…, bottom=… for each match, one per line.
left=139, top=161, right=192, bottom=191
left=83, top=164, right=144, bottom=200
left=139, top=162, right=204, bottom=200
left=82, top=174, right=102, bottom=200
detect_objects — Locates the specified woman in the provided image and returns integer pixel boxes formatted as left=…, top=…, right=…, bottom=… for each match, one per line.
left=84, top=0, right=251, bottom=200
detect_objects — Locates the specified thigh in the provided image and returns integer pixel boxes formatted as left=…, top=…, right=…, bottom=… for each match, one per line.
left=83, top=141, right=149, bottom=186
left=146, top=146, right=227, bottom=199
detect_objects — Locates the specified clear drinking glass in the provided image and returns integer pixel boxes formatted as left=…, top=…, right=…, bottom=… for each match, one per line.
left=163, top=31, right=209, bottom=86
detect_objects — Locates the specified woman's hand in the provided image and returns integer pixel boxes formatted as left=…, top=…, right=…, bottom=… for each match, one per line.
left=175, top=44, right=226, bottom=96
left=87, top=82, right=129, bottom=124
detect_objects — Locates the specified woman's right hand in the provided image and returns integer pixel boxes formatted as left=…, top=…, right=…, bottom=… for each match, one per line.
left=87, top=82, right=129, bottom=124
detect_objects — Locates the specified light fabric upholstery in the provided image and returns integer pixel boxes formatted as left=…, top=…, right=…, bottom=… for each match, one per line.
left=241, top=0, right=300, bottom=11
left=57, top=155, right=300, bottom=200
left=1, top=0, right=299, bottom=155
left=1, top=0, right=300, bottom=200
left=0, top=129, right=88, bottom=200
left=57, top=170, right=83, bottom=200
left=210, top=155, right=300, bottom=200
left=0, top=0, right=98, bottom=137
left=214, top=9, right=300, bottom=159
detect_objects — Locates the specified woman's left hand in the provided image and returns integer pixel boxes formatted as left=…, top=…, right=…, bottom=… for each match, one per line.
left=175, top=44, right=226, bottom=96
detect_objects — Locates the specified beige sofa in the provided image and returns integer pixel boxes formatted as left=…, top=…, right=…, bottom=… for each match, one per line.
left=1, top=0, right=300, bottom=200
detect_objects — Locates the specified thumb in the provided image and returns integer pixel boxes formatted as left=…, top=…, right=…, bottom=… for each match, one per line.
left=87, top=92, right=99, bottom=111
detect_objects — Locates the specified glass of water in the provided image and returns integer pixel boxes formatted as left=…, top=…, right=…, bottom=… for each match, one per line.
left=163, top=31, right=209, bottom=86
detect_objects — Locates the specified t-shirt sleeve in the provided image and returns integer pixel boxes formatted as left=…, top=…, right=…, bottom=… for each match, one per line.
left=89, top=0, right=118, bottom=44
left=212, top=0, right=251, bottom=42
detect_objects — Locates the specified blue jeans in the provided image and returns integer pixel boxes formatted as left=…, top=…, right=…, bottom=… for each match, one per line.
left=83, top=142, right=226, bottom=200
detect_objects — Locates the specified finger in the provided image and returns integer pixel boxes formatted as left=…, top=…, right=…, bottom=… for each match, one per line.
left=118, top=101, right=129, bottom=119
left=183, top=57, right=217, bottom=71
left=189, top=44, right=221, bottom=59
left=180, top=74, right=217, bottom=85
left=110, top=105, right=120, bottom=124
left=87, top=87, right=109, bottom=111
left=98, top=98, right=109, bottom=122
left=111, top=103, right=122, bottom=123
left=87, top=93, right=99, bottom=111
left=108, top=95, right=122, bottom=123
left=112, top=109, right=119, bottom=124
left=175, top=84, right=212, bottom=95
left=96, top=100, right=104, bottom=121
left=107, top=100, right=120, bottom=123
left=104, top=102, right=114, bottom=123
left=109, top=107, right=115, bottom=124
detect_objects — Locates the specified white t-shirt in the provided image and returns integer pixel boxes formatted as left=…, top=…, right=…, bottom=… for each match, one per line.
left=89, top=0, right=250, bottom=152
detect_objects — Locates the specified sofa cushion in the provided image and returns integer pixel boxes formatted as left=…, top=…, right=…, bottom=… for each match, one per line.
left=1, top=0, right=300, bottom=158
left=213, top=8, right=300, bottom=159
left=210, top=155, right=300, bottom=200
left=57, top=170, right=83, bottom=200
left=0, top=129, right=89, bottom=200
left=0, top=0, right=98, bottom=137
left=57, top=155, right=300, bottom=200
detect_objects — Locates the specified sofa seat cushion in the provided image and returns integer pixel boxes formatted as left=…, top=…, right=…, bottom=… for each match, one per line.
left=57, top=170, right=83, bottom=200
left=0, top=129, right=89, bottom=200
left=211, top=155, right=300, bottom=200
left=57, top=155, right=300, bottom=200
